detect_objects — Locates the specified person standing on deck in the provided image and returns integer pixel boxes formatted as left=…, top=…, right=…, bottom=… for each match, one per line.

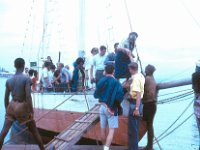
left=104, top=43, right=119, bottom=66
left=142, top=65, right=157, bottom=150
left=85, top=47, right=99, bottom=85
left=94, top=64, right=124, bottom=150
left=192, top=60, right=200, bottom=150
left=90, top=45, right=107, bottom=85
left=115, top=32, right=138, bottom=79
left=71, top=58, right=85, bottom=92
left=128, top=62, right=145, bottom=150
left=59, top=63, right=71, bottom=92
left=40, top=61, right=51, bottom=91
left=0, top=58, right=44, bottom=150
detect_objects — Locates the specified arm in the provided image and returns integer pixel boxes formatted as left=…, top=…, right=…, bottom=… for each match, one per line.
left=117, top=48, right=135, bottom=62
left=90, top=65, right=94, bottom=81
left=85, top=70, right=89, bottom=80
left=71, top=68, right=79, bottom=92
left=64, top=72, right=69, bottom=84
left=4, top=82, right=10, bottom=109
left=104, top=54, right=115, bottom=65
left=133, top=92, right=141, bottom=117
left=25, top=78, right=34, bottom=114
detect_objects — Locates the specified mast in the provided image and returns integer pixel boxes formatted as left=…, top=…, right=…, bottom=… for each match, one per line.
left=78, top=0, right=86, bottom=57
left=157, top=78, right=192, bottom=90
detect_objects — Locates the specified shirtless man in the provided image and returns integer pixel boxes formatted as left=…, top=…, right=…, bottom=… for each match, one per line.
left=0, top=58, right=44, bottom=150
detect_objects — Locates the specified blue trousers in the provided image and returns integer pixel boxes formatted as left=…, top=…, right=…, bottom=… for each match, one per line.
left=128, top=105, right=140, bottom=150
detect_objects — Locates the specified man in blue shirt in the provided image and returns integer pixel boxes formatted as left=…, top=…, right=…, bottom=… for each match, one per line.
left=115, top=32, right=138, bottom=79
left=104, top=43, right=119, bottom=66
left=94, top=64, right=124, bottom=150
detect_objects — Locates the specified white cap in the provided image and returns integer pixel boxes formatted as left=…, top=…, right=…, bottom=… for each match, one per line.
left=196, top=60, right=200, bottom=67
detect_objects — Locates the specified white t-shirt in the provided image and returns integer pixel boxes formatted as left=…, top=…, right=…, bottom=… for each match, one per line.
left=92, top=54, right=107, bottom=71
left=41, top=68, right=49, bottom=88
left=85, top=56, right=94, bottom=71
left=48, top=70, right=54, bottom=83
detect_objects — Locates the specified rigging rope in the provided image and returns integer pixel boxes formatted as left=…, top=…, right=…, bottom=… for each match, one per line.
left=123, top=0, right=143, bottom=73
left=154, top=99, right=193, bottom=142
left=180, top=0, right=200, bottom=29
left=158, top=88, right=192, bottom=97
left=157, top=91, right=193, bottom=104
left=21, top=0, right=35, bottom=57
left=154, top=113, right=193, bottom=144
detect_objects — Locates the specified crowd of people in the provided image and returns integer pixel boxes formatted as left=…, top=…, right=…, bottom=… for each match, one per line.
left=3, top=31, right=200, bottom=150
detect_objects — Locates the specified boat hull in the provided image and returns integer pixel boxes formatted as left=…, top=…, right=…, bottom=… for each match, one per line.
left=34, top=108, right=147, bottom=146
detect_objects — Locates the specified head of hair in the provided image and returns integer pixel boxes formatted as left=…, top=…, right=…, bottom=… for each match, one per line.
left=100, top=45, right=107, bottom=51
left=128, top=62, right=138, bottom=71
left=50, top=65, right=56, bottom=70
left=60, top=63, right=64, bottom=68
left=76, top=57, right=85, bottom=65
left=105, top=64, right=115, bottom=74
left=114, top=42, right=119, bottom=48
left=34, top=70, right=38, bottom=77
left=14, top=58, right=25, bottom=69
left=28, top=69, right=34, bottom=76
left=91, top=47, right=99, bottom=54
left=145, top=64, right=156, bottom=76
left=44, top=61, right=51, bottom=68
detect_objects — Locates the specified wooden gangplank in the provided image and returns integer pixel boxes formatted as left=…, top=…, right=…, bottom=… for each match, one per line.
left=2, top=145, right=126, bottom=150
left=45, top=104, right=100, bottom=150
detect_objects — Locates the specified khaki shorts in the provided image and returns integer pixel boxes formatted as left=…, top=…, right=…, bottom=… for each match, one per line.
left=6, top=101, right=32, bottom=124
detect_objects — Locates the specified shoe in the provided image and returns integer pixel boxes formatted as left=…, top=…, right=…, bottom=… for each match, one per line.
left=140, top=146, right=153, bottom=150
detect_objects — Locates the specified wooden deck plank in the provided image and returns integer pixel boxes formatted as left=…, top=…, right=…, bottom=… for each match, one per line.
left=71, top=145, right=127, bottom=150
left=2, top=145, right=127, bottom=150
left=45, top=104, right=101, bottom=150
left=2, top=144, right=40, bottom=150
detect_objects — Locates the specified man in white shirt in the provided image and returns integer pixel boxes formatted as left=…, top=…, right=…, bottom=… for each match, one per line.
left=90, top=45, right=107, bottom=85
left=85, top=47, right=99, bottom=85
left=41, top=61, right=51, bottom=91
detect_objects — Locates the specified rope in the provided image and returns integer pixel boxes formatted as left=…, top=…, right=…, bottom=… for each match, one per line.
left=124, top=0, right=144, bottom=73
left=124, top=0, right=133, bottom=31
left=157, top=91, right=193, bottom=104
left=21, top=0, right=35, bottom=56
left=154, top=113, right=193, bottom=144
left=155, top=99, right=193, bottom=142
left=180, top=0, right=200, bottom=29
left=158, top=88, right=192, bottom=97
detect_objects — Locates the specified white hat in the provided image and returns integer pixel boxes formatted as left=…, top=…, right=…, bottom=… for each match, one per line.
left=196, top=60, right=200, bottom=67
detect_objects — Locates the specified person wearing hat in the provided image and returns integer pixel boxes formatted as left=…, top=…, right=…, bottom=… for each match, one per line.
left=192, top=60, right=200, bottom=150
left=115, top=32, right=138, bottom=79
left=142, top=65, right=157, bottom=150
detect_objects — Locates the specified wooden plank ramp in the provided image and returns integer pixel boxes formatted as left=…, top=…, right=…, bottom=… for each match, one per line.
left=2, top=145, right=127, bottom=150
left=45, top=104, right=101, bottom=150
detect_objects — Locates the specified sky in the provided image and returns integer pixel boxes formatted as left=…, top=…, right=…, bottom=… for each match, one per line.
left=0, top=0, right=200, bottom=80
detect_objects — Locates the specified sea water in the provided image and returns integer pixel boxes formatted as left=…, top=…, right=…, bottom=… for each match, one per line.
left=0, top=77, right=199, bottom=149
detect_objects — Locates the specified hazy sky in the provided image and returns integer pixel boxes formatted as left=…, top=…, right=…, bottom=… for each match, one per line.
left=0, top=0, right=200, bottom=78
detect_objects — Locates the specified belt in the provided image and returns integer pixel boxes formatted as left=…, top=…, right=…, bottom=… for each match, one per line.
left=12, top=99, right=24, bottom=103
